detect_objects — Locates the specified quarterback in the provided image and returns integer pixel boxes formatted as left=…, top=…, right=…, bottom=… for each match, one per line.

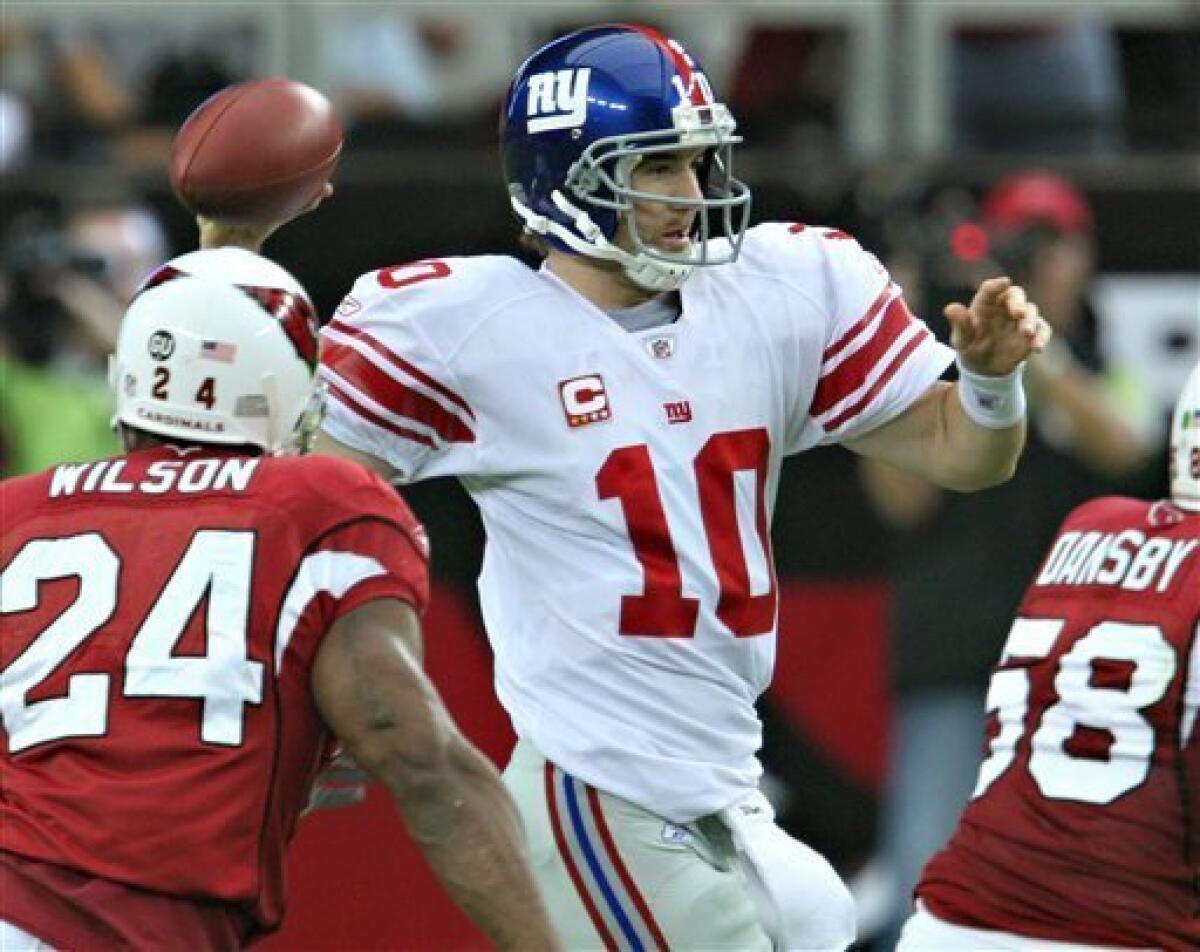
left=208, top=23, right=1052, bottom=951
left=899, top=362, right=1200, bottom=951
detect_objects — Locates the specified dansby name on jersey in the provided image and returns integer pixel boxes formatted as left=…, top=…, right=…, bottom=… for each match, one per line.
left=1034, top=528, right=1199, bottom=594
left=48, top=458, right=261, bottom=497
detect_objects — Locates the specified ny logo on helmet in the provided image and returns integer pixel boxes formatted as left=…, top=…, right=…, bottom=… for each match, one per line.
left=527, top=68, right=591, bottom=134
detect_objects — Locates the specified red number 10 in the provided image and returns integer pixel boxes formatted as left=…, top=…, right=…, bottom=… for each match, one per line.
left=596, top=428, right=776, bottom=639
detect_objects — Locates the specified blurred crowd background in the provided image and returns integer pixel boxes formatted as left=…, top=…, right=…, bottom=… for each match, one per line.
left=2, top=1, right=1198, bottom=948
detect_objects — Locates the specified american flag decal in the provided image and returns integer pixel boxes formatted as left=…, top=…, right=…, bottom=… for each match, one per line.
left=200, top=340, right=237, bottom=363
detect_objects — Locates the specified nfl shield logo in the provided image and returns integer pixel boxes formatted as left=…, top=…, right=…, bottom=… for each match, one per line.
left=646, top=335, right=676, bottom=360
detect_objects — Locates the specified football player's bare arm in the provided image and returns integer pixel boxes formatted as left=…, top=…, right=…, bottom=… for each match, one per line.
left=312, top=598, right=560, bottom=952
left=311, top=429, right=400, bottom=482
left=848, top=381, right=1024, bottom=491
left=849, top=278, right=1048, bottom=491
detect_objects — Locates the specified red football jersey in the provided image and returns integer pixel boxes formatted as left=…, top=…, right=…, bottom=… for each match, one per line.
left=0, top=446, right=429, bottom=947
left=918, top=496, right=1200, bottom=950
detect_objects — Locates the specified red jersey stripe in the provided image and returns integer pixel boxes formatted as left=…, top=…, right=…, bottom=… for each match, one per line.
left=812, top=294, right=917, bottom=418
left=322, top=339, right=474, bottom=445
left=822, top=282, right=896, bottom=364
left=323, top=377, right=436, bottom=449
left=324, top=319, right=475, bottom=421
left=821, top=327, right=931, bottom=432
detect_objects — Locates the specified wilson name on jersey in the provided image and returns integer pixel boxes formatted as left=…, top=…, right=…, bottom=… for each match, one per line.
left=0, top=446, right=428, bottom=935
left=320, top=223, right=952, bottom=820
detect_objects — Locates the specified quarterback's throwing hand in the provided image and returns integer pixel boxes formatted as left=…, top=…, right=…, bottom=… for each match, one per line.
left=197, top=182, right=335, bottom=253
left=946, top=276, right=1052, bottom=376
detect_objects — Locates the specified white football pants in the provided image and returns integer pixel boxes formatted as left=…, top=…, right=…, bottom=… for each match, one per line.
left=897, top=901, right=1159, bottom=951
left=503, top=739, right=853, bottom=951
left=0, top=921, right=56, bottom=951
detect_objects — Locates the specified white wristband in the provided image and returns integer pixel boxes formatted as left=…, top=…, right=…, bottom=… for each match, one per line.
left=955, top=357, right=1027, bottom=429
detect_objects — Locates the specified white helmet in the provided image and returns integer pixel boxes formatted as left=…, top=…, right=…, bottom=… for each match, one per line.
left=1170, top=361, right=1200, bottom=511
left=136, top=246, right=309, bottom=298
left=111, top=259, right=321, bottom=455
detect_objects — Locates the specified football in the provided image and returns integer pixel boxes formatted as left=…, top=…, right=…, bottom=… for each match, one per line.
left=169, top=77, right=343, bottom=224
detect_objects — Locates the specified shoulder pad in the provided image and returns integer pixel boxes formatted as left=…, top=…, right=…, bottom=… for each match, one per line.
left=334, top=256, right=536, bottom=327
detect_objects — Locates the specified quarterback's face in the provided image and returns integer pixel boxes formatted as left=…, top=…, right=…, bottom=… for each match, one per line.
left=615, top=147, right=705, bottom=256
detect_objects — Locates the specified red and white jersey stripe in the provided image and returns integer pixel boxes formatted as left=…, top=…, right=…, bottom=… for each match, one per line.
left=322, top=315, right=476, bottom=457
left=318, top=226, right=951, bottom=821
left=811, top=284, right=933, bottom=434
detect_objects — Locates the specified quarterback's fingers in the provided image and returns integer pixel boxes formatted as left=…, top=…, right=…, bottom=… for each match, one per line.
left=1002, top=284, right=1028, bottom=315
left=1031, top=319, right=1054, bottom=352
left=974, top=276, right=1013, bottom=308
left=1017, top=302, right=1042, bottom=340
left=944, top=302, right=971, bottom=322
left=300, top=183, right=335, bottom=215
left=944, top=302, right=975, bottom=336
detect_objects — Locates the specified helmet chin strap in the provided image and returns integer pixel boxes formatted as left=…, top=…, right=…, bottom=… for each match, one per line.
left=622, top=256, right=693, bottom=294
left=511, top=192, right=693, bottom=294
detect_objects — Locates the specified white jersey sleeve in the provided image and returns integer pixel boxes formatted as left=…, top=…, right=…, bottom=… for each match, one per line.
left=758, top=223, right=953, bottom=446
left=319, top=260, right=481, bottom=481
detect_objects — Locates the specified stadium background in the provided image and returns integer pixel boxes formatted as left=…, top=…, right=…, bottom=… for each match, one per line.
left=2, top=1, right=1198, bottom=948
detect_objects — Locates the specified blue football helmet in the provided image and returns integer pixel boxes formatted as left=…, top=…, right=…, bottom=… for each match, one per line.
left=501, top=24, right=752, bottom=292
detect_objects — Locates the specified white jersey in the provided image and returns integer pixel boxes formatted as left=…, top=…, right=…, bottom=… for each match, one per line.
left=320, top=222, right=953, bottom=821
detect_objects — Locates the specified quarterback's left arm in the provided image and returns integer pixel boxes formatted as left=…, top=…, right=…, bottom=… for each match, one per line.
left=849, top=277, right=1050, bottom=491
